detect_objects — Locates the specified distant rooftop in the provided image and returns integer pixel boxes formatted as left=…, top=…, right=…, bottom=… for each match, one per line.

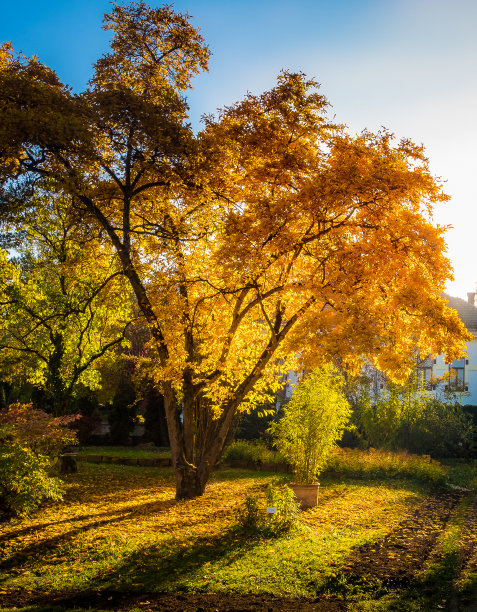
left=444, top=293, right=477, bottom=332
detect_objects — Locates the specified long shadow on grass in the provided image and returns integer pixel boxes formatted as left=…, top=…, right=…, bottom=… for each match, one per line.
left=0, top=496, right=233, bottom=575
left=0, top=467, right=262, bottom=544
left=0, top=475, right=422, bottom=571
left=0, top=493, right=175, bottom=545
left=92, top=526, right=267, bottom=592
left=61, top=465, right=176, bottom=503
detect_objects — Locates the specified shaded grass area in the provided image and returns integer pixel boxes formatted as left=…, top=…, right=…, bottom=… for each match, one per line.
left=75, top=445, right=171, bottom=459
left=445, top=459, right=477, bottom=490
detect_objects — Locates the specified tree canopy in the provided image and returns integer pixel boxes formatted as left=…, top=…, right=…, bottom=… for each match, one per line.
left=0, top=1, right=470, bottom=498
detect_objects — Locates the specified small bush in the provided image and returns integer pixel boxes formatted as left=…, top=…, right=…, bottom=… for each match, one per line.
left=265, top=483, right=300, bottom=535
left=0, top=403, right=78, bottom=517
left=324, top=447, right=448, bottom=484
left=234, top=484, right=301, bottom=536
left=235, top=493, right=263, bottom=533
left=0, top=444, right=64, bottom=517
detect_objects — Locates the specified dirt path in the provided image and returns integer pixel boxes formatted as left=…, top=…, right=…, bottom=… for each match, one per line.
left=0, top=590, right=347, bottom=611
left=340, top=489, right=464, bottom=587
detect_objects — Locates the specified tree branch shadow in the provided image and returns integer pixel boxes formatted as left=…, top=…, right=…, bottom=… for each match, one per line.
left=0, top=495, right=235, bottom=574
left=93, top=525, right=271, bottom=592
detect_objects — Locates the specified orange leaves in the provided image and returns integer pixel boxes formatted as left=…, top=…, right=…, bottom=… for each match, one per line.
left=0, top=4, right=469, bottom=495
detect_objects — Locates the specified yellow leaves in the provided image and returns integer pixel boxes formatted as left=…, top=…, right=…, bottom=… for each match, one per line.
left=0, top=42, right=14, bottom=70
left=0, top=4, right=468, bottom=464
left=92, top=3, right=210, bottom=96
left=0, top=461, right=423, bottom=595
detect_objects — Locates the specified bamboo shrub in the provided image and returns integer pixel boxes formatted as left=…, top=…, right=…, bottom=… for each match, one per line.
left=270, top=364, right=351, bottom=484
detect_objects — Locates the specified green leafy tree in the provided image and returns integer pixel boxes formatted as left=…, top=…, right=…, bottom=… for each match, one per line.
left=356, top=377, right=427, bottom=449
left=0, top=195, right=133, bottom=414
left=407, top=399, right=474, bottom=457
left=270, top=364, right=351, bottom=484
left=349, top=371, right=474, bottom=456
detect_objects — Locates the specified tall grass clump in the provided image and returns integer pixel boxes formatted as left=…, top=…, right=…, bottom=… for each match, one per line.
left=223, top=439, right=285, bottom=465
left=269, top=364, right=351, bottom=484
left=325, top=448, right=448, bottom=484
left=234, top=483, right=300, bottom=536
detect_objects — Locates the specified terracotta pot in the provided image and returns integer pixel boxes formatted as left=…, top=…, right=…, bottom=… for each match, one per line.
left=289, top=483, right=320, bottom=508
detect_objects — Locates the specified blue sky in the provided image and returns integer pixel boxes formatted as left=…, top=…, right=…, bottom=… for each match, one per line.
left=2, top=0, right=476, bottom=299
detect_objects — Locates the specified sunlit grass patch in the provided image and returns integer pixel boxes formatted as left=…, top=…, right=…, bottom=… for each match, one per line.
left=223, top=439, right=285, bottom=464
left=325, top=448, right=448, bottom=484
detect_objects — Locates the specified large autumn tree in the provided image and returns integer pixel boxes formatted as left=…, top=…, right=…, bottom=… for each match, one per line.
left=0, top=2, right=469, bottom=498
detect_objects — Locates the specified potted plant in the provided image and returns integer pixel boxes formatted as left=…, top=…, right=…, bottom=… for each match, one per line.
left=269, top=364, right=351, bottom=507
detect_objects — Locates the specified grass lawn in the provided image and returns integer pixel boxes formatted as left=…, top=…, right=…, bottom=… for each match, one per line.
left=75, top=446, right=171, bottom=459
left=0, top=454, right=476, bottom=611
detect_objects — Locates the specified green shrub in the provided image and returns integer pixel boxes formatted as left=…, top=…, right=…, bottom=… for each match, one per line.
left=0, top=444, right=64, bottom=517
left=270, top=364, right=351, bottom=484
left=265, top=483, right=300, bottom=535
left=347, top=373, right=475, bottom=457
left=234, top=493, right=263, bottom=533
left=234, top=484, right=300, bottom=536
left=406, top=399, right=474, bottom=458
left=0, top=403, right=77, bottom=517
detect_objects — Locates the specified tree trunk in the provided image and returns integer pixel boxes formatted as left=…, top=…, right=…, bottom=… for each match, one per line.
left=174, top=462, right=210, bottom=499
left=163, top=383, right=236, bottom=500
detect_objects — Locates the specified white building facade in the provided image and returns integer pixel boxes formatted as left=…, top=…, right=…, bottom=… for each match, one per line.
left=418, top=293, right=477, bottom=406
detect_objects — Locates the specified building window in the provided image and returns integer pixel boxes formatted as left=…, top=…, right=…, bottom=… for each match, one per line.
left=417, top=356, right=436, bottom=390
left=418, top=366, right=436, bottom=390
left=447, top=361, right=467, bottom=392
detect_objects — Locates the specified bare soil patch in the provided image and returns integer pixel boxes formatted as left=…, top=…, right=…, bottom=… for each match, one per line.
left=0, top=589, right=346, bottom=611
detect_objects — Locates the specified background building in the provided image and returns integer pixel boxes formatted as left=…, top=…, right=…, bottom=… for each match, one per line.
left=419, top=293, right=477, bottom=405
